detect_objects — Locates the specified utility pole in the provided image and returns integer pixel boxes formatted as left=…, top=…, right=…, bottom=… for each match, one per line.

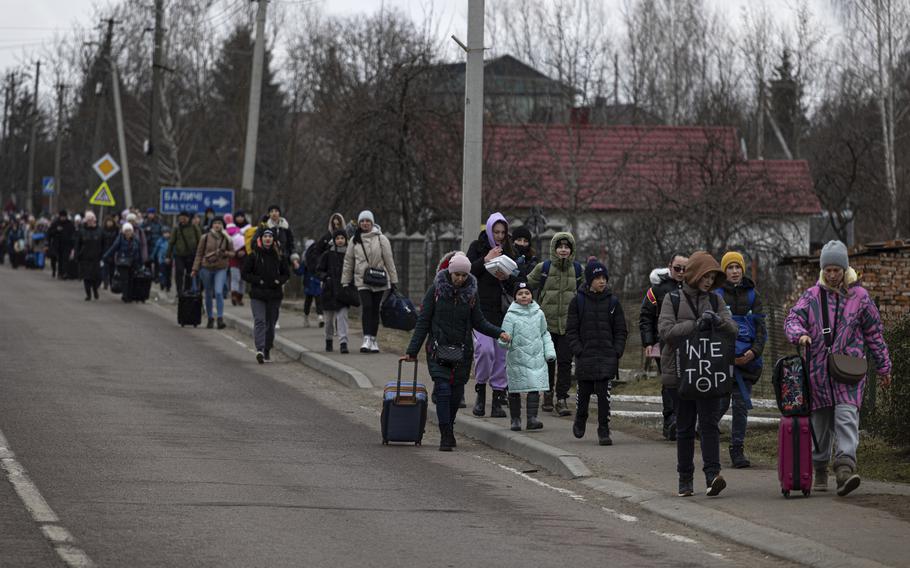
left=53, top=83, right=65, bottom=213
left=147, top=0, right=164, bottom=196
left=110, top=63, right=133, bottom=208
left=241, top=0, right=269, bottom=211
left=25, top=60, right=40, bottom=215
left=87, top=18, right=115, bottom=198
left=4, top=73, right=19, bottom=209
left=1, top=73, right=11, bottom=210
left=459, top=0, right=485, bottom=251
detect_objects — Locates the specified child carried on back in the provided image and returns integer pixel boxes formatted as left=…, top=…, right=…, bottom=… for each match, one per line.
left=498, top=280, right=556, bottom=431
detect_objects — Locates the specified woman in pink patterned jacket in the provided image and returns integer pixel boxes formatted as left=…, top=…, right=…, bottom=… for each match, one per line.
left=784, top=240, right=892, bottom=497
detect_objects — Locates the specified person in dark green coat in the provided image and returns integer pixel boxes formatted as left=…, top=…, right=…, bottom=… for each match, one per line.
left=405, top=253, right=510, bottom=451
left=526, top=231, right=584, bottom=415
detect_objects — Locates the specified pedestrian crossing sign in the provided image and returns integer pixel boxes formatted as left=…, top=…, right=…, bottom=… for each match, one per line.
left=89, top=182, right=116, bottom=207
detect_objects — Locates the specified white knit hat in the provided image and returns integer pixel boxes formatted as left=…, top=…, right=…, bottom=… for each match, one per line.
left=121, top=222, right=134, bottom=234
left=358, top=210, right=375, bottom=223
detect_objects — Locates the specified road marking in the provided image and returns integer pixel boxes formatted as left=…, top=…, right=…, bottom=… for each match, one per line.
left=218, top=331, right=256, bottom=353
left=651, top=530, right=698, bottom=544
left=474, top=455, right=587, bottom=502
left=601, top=506, right=638, bottom=523
left=0, top=430, right=95, bottom=567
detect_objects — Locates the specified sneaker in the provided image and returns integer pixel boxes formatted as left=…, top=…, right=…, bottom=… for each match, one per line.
left=836, top=467, right=861, bottom=497
left=275, top=322, right=280, bottom=330
left=555, top=398, right=571, bottom=417
left=814, top=468, right=829, bottom=492
left=264, top=350, right=271, bottom=361
left=510, top=417, right=522, bottom=431
left=729, top=445, right=751, bottom=469
left=597, top=428, right=613, bottom=446
left=339, top=342, right=349, bottom=354
left=706, top=475, right=727, bottom=497
left=217, top=317, right=226, bottom=330
left=303, top=315, right=311, bottom=328
left=256, top=351, right=265, bottom=364
left=318, top=314, right=325, bottom=328
left=207, top=318, right=214, bottom=329
left=360, top=336, right=371, bottom=353
left=369, top=336, right=380, bottom=353
left=678, top=478, right=694, bottom=497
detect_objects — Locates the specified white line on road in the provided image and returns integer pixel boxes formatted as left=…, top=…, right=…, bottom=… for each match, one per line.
left=474, top=455, right=587, bottom=502
left=0, top=429, right=95, bottom=567
left=218, top=331, right=256, bottom=353
left=651, top=530, right=698, bottom=544
left=601, top=507, right=638, bottom=523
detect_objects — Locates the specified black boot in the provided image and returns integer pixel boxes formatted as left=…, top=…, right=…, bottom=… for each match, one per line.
left=597, top=387, right=612, bottom=445
left=508, top=393, right=522, bottom=431
left=439, top=424, right=454, bottom=452
left=339, top=342, right=348, bottom=354
left=490, top=390, right=507, bottom=418
left=542, top=391, right=554, bottom=412
left=597, top=427, right=613, bottom=446
left=325, top=339, right=333, bottom=352
left=459, top=394, right=466, bottom=408
left=472, top=383, right=486, bottom=417
left=207, top=318, right=215, bottom=329
left=217, top=317, right=226, bottom=330
left=729, top=445, right=751, bottom=468
left=526, top=392, right=543, bottom=430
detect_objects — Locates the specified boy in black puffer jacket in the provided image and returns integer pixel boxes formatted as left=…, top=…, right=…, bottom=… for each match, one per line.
left=566, top=261, right=628, bottom=446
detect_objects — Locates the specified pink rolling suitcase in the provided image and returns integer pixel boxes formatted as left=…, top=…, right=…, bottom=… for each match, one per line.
left=778, top=415, right=813, bottom=498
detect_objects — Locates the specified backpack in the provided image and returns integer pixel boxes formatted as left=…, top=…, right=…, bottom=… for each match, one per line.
left=538, top=259, right=583, bottom=299
left=574, top=290, right=618, bottom=325
left=668, top=290, right=720, bottom=318
left=715, top=287, right=764, bottom=369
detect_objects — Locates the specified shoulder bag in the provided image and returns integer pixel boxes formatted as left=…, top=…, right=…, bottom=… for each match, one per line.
left=819, top=289, right=867, bottom=385
left=360, top=239, right=388, bottom=287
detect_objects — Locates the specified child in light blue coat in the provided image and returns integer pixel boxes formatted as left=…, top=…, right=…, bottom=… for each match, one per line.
left=499, top=281, right=556, bottom=431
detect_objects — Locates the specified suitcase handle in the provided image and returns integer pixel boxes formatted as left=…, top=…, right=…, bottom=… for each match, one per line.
left=396, top=357, right=419, bottom=402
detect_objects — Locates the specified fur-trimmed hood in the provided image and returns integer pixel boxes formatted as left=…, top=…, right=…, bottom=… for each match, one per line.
left=650, top=267, right=671, bottom=286
left=328, top=213, right=345, bottom=233
left=266, top=217, right=290, bottom=230
left=434, top=269, right=478, bottom=302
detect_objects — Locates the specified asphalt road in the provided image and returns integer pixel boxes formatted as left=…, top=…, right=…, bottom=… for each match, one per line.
left=0, top=266, right=792, bottom=567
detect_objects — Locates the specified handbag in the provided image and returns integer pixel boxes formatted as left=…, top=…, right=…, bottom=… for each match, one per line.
left=360, top=240, right=388, bottom=287
left=675, top=293, right=735, bottom=400
left=115, top=251, right=134, bottom=267
left=432, top=340, right=464, bottom=366
left=819, top=289, right=867, bottom=386
left=337, top=284, right=361, bottom=307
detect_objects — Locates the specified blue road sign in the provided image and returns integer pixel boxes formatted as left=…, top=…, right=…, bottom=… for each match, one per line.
left=42, top=177, right=55, bottom=196
left=159, top=187, right=234, bottom=215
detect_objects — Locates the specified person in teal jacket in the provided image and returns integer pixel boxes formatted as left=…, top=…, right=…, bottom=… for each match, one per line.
left=499, top=281, right=556, bottom=431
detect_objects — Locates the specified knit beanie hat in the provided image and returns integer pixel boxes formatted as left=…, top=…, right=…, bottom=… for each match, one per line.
left=121, top=222, right=134, bottom=234
left=267, top=204, right=281, bottom=214
left=721, top=251, right=745, bottom=272
left=84, top=211, right=96, bottom=223
left=585, top=260, right=608, bottom=286
left=211, top=216, right=225, bottom=227
left=358, top=210, right=375, bottom=224
left=684, top=251, right=725, bottom=290
left=513, top=280, right=531, bottom=297
left=447, top=253, right=471, bottom=274
left=512, top=226, right=532, bottom=242
left=332, top=228, right=348, bottom=241
left=820, top=240, right=849, bottom=270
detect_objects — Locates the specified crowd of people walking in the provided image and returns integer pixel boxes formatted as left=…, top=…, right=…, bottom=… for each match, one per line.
left=2, top=205, right=893, bottom=499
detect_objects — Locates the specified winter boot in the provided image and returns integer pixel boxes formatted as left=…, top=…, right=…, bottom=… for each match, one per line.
left=472, top=383, right=486, bottom=417
left=325, top=340, right=333, bottom=352
left=526, top=392, right=543, bottom=430
left=304, top=314, right=311, bottom=328
left=597, top=427, right=613, bottom=446
left=542, top=391, right=554, bottom=412
left=207, top=317, right=215, bottom=329
left=490, top=390, right=508, bottom=418
left=554, top=398, right=571, bottom=417
left=835, top=462, right=861, bottom=497
left=814, top=464, right=829, bottom=492
left=678, top=476, right=694, bottom=497
left=596, top=386, right=611, bottom=445
left=439, top=424, right=454, bottom=452
left=573, top=406, right=588, bottom=439
left=508, top=393, right=522, bottom=431
left=729, top=445, right=751, bottom=469
left=217, top=317, right=226, bottom=330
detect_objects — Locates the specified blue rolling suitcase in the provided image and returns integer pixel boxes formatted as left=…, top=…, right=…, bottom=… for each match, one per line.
left=381, top=359, right=428, bottom=445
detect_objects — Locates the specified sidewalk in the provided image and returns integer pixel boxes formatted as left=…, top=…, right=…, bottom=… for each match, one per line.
left=161, top=291, right=910, bottom=568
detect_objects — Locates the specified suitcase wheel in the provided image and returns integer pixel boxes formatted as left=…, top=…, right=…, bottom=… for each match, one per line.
left=382, top=440, right=388, bottom=445
left=782, top=490, right=790, bottom=498
left=180, top=324, right=185, bottom=327
left=802, top=490, right=810, bottom=497
left=415, top=442, right=421, bottom=446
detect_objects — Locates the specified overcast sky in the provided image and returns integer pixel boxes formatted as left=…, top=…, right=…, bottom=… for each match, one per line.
left=0, top=0, right=835, bottom=80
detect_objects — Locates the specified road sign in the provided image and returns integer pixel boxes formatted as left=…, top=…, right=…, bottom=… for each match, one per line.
left=92, top=153, right=121, bottom=181
left=159, top=187, right=234, bottom=215
left=42, top=177, right=55, bottom=196
left=89, top=182, right=117, bottom=207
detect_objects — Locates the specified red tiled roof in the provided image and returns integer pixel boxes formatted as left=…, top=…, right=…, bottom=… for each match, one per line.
left=482, top=124, right=820, bottom=215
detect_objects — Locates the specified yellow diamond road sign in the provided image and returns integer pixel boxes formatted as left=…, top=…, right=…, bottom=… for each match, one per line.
left=89, top=181, right=116, bottom=207
left=92, top=153, right=120, bottom=181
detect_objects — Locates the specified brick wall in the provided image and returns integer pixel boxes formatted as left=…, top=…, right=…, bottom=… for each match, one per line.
left=784, top=242, right=910, bottom=327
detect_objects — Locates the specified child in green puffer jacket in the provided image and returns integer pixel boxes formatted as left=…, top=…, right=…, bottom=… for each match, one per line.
left=499, top=281, right=556, bottom=431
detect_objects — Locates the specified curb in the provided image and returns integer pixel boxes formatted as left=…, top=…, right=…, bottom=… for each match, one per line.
left=426, top=412, right=592, bottom=480
left=220, top=312, right=373, bottom=389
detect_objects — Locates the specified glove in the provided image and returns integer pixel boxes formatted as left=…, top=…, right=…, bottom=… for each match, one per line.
left=696, top=317, right=713, bottom=332
left=702, top=310, right=720, bottom=325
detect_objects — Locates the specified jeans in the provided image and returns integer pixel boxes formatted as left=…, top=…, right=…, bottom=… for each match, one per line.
left=547, top=332, right=574, bottom=399
left=812, top=404, right=860, bottom=470
left=324, top=308, right=349, bottom=344
left=229, top=266, right=243, bottom=293
left=359, top=289, right=384, bottom=337
left=716, top=379, right=753, bottom=446
left=251, top=298, right=281, bottom=352
left=677, top=397, right=722, bottom=483
left=199, top=267, right=227, bottom=318
left=433, top=379, right=465, bottom=427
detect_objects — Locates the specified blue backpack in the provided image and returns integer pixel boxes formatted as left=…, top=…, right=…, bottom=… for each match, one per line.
left=715, top=287, right=763, bottom=368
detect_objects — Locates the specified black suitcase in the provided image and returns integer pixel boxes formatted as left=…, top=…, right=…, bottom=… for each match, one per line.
left=130, top=267, right=153, bottom=302
left=381, top=359, right=428, bottom=445
left=178, top=276, right=203, bottom=327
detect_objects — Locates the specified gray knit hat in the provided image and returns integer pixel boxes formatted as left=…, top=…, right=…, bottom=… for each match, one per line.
left=820, top=240, right=849, bottom=270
